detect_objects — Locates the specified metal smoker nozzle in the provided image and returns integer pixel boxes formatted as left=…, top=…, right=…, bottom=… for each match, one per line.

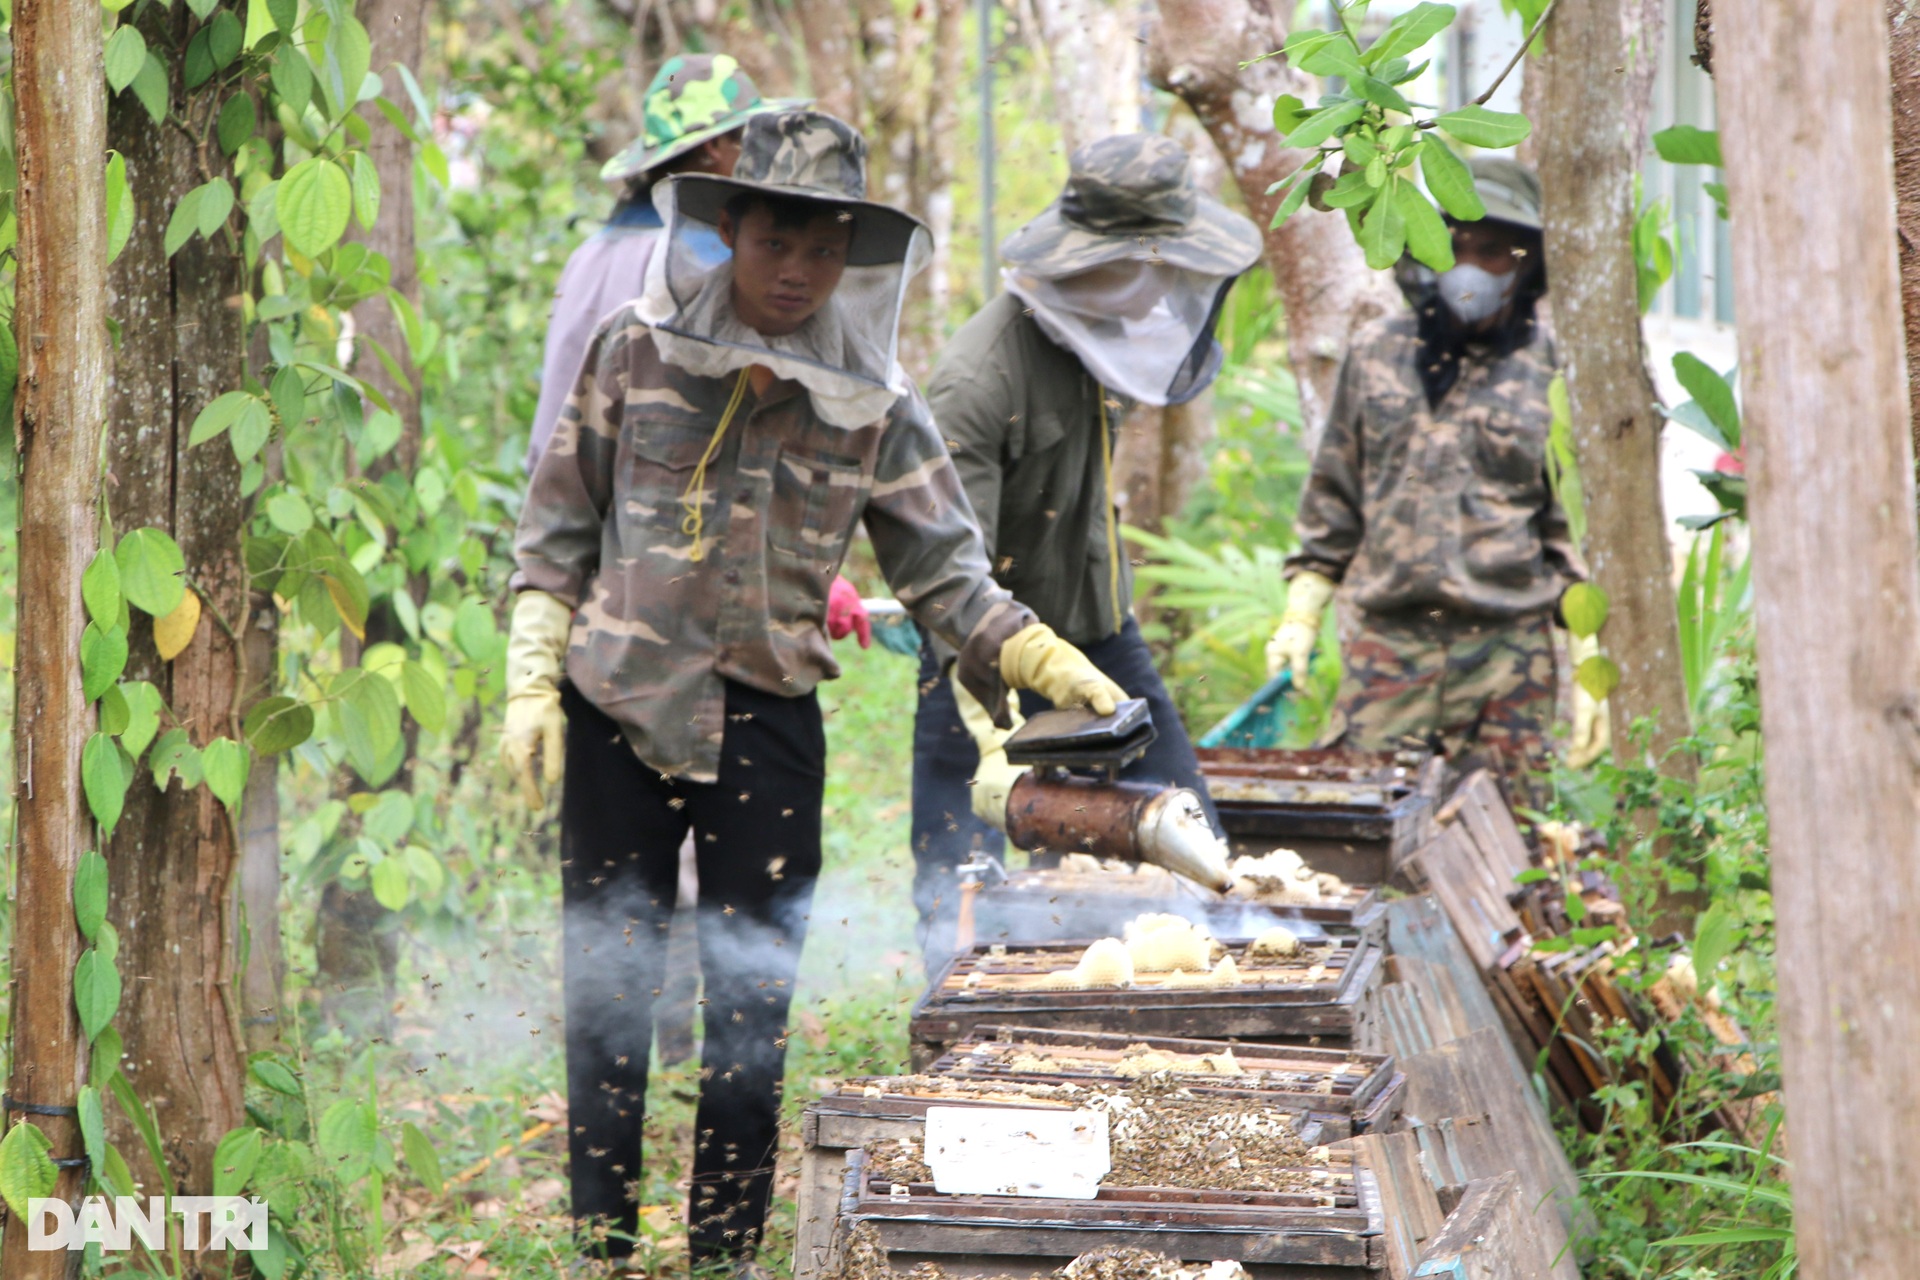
left=1135, top=788, right=1234, bottom=893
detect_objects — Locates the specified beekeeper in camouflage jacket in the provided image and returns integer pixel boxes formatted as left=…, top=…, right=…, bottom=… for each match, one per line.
left=910, top=134, right=1261, bottom=965
left=505, top=109, right=1127, bottom=1271
left=1268, top=158, right=1608, bottom=800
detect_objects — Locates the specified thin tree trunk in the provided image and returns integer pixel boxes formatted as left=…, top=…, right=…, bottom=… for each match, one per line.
left=1888, top=0, right=1920, bottom=473
left=103, top=4, right=248, bottom=1203
left=1536, top=0, right=1697, bottom=827
left=1147, top=0, right=1396, bottom=442
left=2, top=0, right=109, bottom=1270
left=1718, top=0, right=1920, bottom=1270
left=794, top=0, right=860, bottom=123
left=237, top=583, right=283, bottom=1053
left=1029, top=0, right=1139, bottom=153
left=354, top=0, right=425, bottom=477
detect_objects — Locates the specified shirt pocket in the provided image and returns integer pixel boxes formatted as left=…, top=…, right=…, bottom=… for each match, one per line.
left=618, top=421, right=713, bottom=554
left=768, top=443, right=865, bottom=564
left=1472, top=406, right=1548, bottom=492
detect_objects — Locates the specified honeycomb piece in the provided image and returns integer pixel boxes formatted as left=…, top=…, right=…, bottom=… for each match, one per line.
left=1248, top=926, right=1301, bottom=959
left=1073, top=937, right=1134, bottom=987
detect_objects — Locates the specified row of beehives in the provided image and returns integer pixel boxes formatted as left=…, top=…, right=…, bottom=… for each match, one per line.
left=796, top=750, right=1592, bottom=1280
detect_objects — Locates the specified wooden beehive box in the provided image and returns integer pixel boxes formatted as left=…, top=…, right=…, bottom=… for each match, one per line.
left=829, top=1147, right=1388, bottom=1278
left=1197, top=748, right=1437, bottom=886
left=909, top=938, right=1384, bottom=1069
left=970, top=868, right=1386, bottom=951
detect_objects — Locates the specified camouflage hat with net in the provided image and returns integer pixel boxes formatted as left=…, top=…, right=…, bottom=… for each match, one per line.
left=999, top=133, right=1262, bottom=279
left=599, top=53, right=799, bottom=188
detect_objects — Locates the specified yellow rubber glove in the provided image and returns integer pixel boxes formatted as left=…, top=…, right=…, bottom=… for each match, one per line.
left=1567, top=631, right=1612, bottom=769
left=999, top=623, right=1127, bottom=716
left=1265, top=571, right=1335, bottom=682
left=954, top=679, right=1027, bottom=831
left=501, top=590, right=573, bottom=806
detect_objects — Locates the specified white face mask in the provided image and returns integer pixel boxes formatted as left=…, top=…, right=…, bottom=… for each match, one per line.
left=1437, top=263, right=1519, bottom=326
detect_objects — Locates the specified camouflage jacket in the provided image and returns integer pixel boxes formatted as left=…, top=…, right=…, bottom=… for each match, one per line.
left=512, top=306, right=1034, bottom=781
left=1287, top=312, right=1587, bottom=619
left=927, top=293, right=1134, bottom=650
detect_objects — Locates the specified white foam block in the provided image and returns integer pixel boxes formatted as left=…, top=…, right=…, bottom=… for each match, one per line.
left=922, top=1106, right=1112, bottom=1200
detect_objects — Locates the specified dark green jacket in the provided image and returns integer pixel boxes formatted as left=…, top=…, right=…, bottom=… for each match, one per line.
left=927, top=293, right=1134, bottom=650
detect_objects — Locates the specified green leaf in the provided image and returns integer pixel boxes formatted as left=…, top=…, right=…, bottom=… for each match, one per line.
left=1653, top=1228, right=1794, bottom=1247
left=217, top=94, right=258, bottom=156
left=1575, top=654, right=1621, bottom=701
left=1365, top=154, right=1387, bottom=188
left=108, top=1073, right=173, bottom=1201
left=406, top=845, right=446, bottom=900
left=244, top=696, right=315, bottom=755
left=320, top=15, right=373, bottom=119
left=1295, top=38, right=1365, bottom=80
left=82, top=733, right=129, bottom=837
left=212, top=1126, right=262, bottom=1198
left=1435, top=104, right=1532, bottom=148
left=316, top=1100, right=376, bottom=1178
left=350, top=151, right=381, bottom=232
left=1320, top=168, right=1378, bottom=210
left=0, top=1121, right=57, bottom=1219
left=1690, top=900, right=1742, bottom=987
left=189, top=391, right=256, bottom=447
left=83, top=547, right=122, bottom=627
left=185, top=0, right=218, bottom=18
left=401, top=660, right=447, bottom=734
left=119, top=682, right=164, bottom=759
left=74, top=850, right=108, bottom=942
left=452, top=598, right=499, bottom=662
left=324, top=561, right=371, bottom=637
left=164, top=185, right=205, bottom=258
left=266, top=492, right=313, bottom=536
left=1672, top=352, right=1740, bottom=447
left=370, top=855, right=410, bottom=910
left=183, top=27, right=216, bottom=92
left=104, top=151, right=134, bottom=265
left=99, top=684, right=131, bottom=737
left=195, top=180, right=235, bottom=240
left=1282, top=99, right=1368, bottom=150
left=1396, top=178, right=1453, bottom=271
left=74, top=947, right=122, bottom=1042
left=338, top=666, right=403, bottom=762
left=232, top=398, right=273, bottom=463
left=268, top=0, right=296, bottom=34
left=244, top=0, right=277, bottom=49
left=77, top=1087, right=106, bottom=1178
left=202, top=738, right=250, bottom=810
left=1353, top=75, right=1412, bottom=116
left=116, top=527, right=186, bottom=617
left=1269, top=170, right=1315, bottom=229
left=270, top=46, right=313, bottom=116
left=131, top=53, right=169, bottom=125
left=208, top=10, right=244, bottom=70
left=1364, top=0, right=1454, bottom=64
left=269, top=363, right=306, bottom=430
left=1359, top=180, right=1407, bottom=269
left=1271, top=93, right=1309, bottom=136
left=150, top=728, right=204, bottom=792
left=1652, top=124, right=1721, bottom=167
left=1419, top=139, right=1486, bottom=221
left=400, top=1121, right=443, bottom=1195
left=104, top=25, right=148, bottom=93
left=361, top=789, right=413, bottom=846
left=1561, top=582, right=1609, bottom=637
left=82, top=622, right=129, bottom=703
left=249, top=1054, right=302, bottom=1096
left=276, top=157, right=353, bottom=258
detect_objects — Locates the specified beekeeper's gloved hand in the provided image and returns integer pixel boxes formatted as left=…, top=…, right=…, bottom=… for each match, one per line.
left=502, top=590, right=572, bottom=806
left=1000, top=623, right=1127, bottom=716
left=827, top=575, right=872, bottom=648
left=1567, top=631, right=1612, bottom=769
left=954, top=679, right=1027, bottom=831
left=1265, top=571, right=1335, bottom=682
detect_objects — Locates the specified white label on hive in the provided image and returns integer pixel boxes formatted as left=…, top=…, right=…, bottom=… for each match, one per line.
left=923, top=1106, right=1111, bottom=1200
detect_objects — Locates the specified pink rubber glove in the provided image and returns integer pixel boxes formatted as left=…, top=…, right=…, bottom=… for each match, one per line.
left=827, top=576, right=872, bottom=648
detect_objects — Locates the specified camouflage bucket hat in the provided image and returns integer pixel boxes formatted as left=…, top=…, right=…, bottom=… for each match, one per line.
left=599, top=54, right=801, bottom=188
left=1000, top=133, right=1263, bottom=279
left=1457, top=157, right=1543, bottom=231
left=669, top=110, right=928, bottom=267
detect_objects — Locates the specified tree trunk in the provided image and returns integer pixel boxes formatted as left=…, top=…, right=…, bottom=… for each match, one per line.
left=1536, top=0, right=1696, bottom=803
left=354, top=0, right=425, bottom=477
left=1888, top=0, right=1920, bottom=472
left=103, top=5, right=248, bottom=1203
left=237, top=581, right=283, bottom=1053
left=1029, top=0, right=1141, bottom=153
left=794, top=0, right=860, bottom=123
left=1147, top=0, right=1396, bottom=441
left=2, top=0, right=109, bottom=1271
left=1718, top=1, right=1920, bottom=1271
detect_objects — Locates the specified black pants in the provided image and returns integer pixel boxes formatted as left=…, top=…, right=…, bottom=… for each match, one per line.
left=559, top=680, right=824, bottom=1262
left=909, top=617, right=1221, bottom=967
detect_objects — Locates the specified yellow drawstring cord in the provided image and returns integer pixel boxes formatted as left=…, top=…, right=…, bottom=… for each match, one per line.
left=1098, top=384, right=1123, bottom=635
left=680, top=368, right=752, bottom=562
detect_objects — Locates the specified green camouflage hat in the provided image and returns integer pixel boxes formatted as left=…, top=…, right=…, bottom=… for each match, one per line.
left=1461, top=157, right=1543, bottom=231
left=999, top=133, right=1262, bottom=279
left=599, top=54, right=796, bottom=188
left=670, top=110, right=928, bottom=267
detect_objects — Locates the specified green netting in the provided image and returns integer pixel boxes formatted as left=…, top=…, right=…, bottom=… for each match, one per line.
left=1197, top=671, right=1300, bottom=749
